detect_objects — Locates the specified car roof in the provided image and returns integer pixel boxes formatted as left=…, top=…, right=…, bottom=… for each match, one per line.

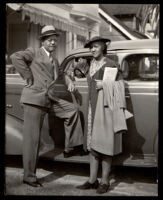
left=108, top=39, right=159, bottom=50
left=69, top=39, right=159, bottom=56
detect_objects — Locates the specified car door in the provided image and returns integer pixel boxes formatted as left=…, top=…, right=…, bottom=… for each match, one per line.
left=63, top=56, right=90, bottom=132
left=120, top=53, right=158, bottom=162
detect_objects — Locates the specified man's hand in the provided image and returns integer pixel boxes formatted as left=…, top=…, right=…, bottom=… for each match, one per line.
left=67, top=81, right=76, bottom=92
left=95, top=79, right=103, bottom=90
left=25, top=78, right=33, bottom=88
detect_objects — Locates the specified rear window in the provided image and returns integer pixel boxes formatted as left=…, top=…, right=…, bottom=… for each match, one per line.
left=121, top=54, right=159, bottom=81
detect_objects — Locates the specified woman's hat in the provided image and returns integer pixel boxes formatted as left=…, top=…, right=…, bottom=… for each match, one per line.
left=39, top=25, right=60, bottom=40
left=84, top=36, right=111, bottom=48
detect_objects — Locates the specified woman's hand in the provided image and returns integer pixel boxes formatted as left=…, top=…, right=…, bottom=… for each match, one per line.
left=95, top=79, right=103, bottom=90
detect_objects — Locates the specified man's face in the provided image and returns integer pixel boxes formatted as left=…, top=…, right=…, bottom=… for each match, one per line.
left=42, top=35, right=58, bottom=53
left=90, top=41, right=105, bottom=59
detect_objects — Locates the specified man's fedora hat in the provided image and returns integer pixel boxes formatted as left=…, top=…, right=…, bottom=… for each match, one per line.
left=39, top=25, right=59, bottom=39
left=84, top=36, right=111, bottom=48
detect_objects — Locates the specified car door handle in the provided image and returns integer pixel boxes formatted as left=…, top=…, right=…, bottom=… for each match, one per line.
left=125, top=95, right=130, bottom=99
left=6, top=104, right=13, bottom=108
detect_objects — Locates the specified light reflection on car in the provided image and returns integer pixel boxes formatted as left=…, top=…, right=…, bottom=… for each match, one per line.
left=6, top=39, right=159, bottom=167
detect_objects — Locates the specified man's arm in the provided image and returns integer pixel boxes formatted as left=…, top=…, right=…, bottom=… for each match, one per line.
left=10, top=47, right=35, bottom=86
left=64, top=74, right=75, bottom=92
left=56, top=60, right=76, bottom=93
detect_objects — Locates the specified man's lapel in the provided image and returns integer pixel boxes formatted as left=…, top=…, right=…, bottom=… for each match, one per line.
left=40, top=48, right=58, bottom=80
left=40, top=48, right=51, bottom=64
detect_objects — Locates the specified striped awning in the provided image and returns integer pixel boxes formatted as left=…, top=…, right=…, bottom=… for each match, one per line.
left=7, top=3, right=88, bottom=37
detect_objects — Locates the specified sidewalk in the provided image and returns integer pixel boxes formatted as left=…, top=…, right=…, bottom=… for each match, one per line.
left=5, top=163, right=158, bottom=196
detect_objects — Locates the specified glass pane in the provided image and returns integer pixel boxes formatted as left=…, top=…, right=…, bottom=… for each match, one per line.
left=65, top=57, right=90, bottom=81
left=121, top=54, right=159, bottom=81
left=139, top=56, right=159, bottom=80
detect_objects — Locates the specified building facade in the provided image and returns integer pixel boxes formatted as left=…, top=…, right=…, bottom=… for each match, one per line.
left=99, top=4, right=157, bottom=40
left=6, top=3, right=100, bottom=64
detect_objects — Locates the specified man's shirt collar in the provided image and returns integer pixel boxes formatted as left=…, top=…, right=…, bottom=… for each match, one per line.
left=41, top=46, right=50, bottom=57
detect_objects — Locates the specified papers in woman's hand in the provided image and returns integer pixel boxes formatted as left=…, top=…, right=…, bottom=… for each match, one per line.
left=103, top=67, right=118, bottom=81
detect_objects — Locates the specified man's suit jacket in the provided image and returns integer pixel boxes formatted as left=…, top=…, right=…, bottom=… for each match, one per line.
left=10, top=47, right=66, bottom=107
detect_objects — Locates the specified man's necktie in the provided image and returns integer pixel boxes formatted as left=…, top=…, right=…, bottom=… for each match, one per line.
left=49, top=53, right=57, bottom=80
left=49, top=53, right=53, bottom=64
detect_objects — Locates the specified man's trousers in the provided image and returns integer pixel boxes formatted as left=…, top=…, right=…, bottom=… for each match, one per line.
left=23, top=98, right=83, bottom=182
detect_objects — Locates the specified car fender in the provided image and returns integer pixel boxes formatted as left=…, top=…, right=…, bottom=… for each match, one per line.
left=5, top=114, right=23, bottom=155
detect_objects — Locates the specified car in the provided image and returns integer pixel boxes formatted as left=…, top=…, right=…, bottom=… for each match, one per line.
left=6, top=39, right=159, bottom=167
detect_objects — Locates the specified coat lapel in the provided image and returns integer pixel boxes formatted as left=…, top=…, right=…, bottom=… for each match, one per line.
left=38, top=48, right=59, bottom=81
left=39, top=48, right=51, bottom=65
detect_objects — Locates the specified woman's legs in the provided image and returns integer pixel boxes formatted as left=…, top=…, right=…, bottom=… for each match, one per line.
left=95, top=155, right=112, bottom=193
left=76, top=152, right=99, bottom=189
left=101, top=155, right=112, bottom=184
left=89, top=153, right=99, bottom=183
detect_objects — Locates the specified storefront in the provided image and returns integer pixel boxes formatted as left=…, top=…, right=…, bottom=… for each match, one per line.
left=6, top=3, right=100, bottom=64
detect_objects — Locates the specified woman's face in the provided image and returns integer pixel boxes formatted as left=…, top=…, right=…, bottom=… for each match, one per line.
left=90, top=41, right=105, bottom=59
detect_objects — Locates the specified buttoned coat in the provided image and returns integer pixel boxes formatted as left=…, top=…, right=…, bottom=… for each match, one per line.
left=10, top=47, right=67, bottom=107
left=83, top=57, right=126, bottom=155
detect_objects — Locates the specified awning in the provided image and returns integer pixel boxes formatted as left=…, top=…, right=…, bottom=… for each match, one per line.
left=7, top=3, right=88, bottom=37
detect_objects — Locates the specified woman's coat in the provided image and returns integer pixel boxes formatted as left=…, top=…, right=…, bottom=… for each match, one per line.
left=84, top=57, right=132, bottom=155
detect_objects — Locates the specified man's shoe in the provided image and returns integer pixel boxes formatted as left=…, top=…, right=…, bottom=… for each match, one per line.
left=79, top=150, right=89, bottom=156
left=63, top=150, right=75, bottom=158
left=96, top=183, right=110, bottom=194
left=76, top=180, right=99, bottom=189
left=23, top=180, right=43, bottom=187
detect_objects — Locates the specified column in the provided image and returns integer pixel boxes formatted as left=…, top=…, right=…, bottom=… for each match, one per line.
left=73, top=33, right=77, bottom=49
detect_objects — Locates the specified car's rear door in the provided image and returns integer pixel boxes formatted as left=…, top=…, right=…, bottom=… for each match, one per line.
left=120, top=53, right=158, bottom=163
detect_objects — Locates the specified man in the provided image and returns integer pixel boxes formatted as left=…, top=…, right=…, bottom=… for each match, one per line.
left=10, top=25, right=83, bottom=187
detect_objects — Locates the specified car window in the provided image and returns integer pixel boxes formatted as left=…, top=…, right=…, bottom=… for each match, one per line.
left=65, top=57, right=91, bottom=81
left=121, top=54, right=159, bottom=81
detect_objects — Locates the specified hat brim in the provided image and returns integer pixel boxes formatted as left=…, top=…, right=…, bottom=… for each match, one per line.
left=39, top=32, right=60, bottom=40
left=84, top=38, right=111, bottom=48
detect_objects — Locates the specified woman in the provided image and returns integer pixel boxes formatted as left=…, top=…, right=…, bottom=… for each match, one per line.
left=76, top=36, right=125, bottom=194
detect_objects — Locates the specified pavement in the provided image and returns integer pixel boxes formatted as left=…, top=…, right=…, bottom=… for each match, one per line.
left=4, top=156, right=158, bottom=196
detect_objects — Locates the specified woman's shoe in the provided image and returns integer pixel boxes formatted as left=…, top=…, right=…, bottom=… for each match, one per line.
left=96, top=183, right=110, bottom=194
left=76, top=180, right=99, bottom=189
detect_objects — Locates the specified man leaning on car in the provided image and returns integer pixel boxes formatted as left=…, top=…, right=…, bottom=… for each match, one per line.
left=10, top=25, right=84, bottom=187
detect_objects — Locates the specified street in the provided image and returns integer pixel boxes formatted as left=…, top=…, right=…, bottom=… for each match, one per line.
left=4, top=155, right=157, bottom=196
